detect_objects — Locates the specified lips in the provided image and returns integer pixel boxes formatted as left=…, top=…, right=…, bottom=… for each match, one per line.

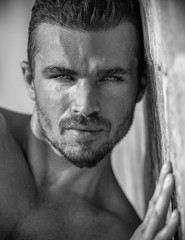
left=59, top=115, right=111, bottom=134
left=65, top=128, right=103, bottom=132
left=64, top=128, right=104, bottom=139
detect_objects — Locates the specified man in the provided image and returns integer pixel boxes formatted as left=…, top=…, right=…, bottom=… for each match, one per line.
left=0, top=0, right=179, bottom=239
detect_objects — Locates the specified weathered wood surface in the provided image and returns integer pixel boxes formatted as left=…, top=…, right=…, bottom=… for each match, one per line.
left=140, top=0, right=185, bottom=238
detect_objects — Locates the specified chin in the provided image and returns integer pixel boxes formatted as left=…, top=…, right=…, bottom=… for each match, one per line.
left=52, top=141, right=113, bottom=168
left=62, top=148, right=107, bottom=168
left=66, top=158, right=101, bottom=168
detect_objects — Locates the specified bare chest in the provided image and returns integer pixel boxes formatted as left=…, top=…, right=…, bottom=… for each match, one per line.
left=14, top=193, right=133, bottom=240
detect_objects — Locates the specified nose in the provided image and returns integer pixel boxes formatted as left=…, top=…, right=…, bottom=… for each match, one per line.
left=71, top=80, right=100, bottom=116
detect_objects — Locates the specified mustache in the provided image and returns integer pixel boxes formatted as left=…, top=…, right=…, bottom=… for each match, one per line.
left=59, top=114, right=111, bottom=131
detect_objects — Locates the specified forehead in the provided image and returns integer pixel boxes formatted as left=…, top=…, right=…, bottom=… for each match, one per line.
left=35, top=22, right=139, bottom=72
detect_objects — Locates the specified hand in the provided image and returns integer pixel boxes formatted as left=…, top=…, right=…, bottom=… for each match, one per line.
left=131, top=161, right=179, bottom=240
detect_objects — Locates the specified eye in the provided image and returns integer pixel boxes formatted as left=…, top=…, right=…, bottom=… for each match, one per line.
left=52, top=74, right=75, bottom=82
left=99, top=76, right=124, bottom=83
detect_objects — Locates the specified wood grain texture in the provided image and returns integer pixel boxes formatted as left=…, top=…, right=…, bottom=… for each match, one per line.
left=140, top=0, right=185, bottom=238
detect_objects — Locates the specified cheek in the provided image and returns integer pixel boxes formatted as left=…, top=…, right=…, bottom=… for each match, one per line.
left=100, top=87, right=137, bottom=128
left=104, top=98, right=126, bottom=124
left=34, top=81, right=71, bottom=119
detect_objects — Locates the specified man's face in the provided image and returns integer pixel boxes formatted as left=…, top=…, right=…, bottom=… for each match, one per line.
left=30, top=22, right=142, bottom=168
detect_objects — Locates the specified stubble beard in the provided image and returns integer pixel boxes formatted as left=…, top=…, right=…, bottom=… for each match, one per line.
left=35, top=102, right=135, bottom=168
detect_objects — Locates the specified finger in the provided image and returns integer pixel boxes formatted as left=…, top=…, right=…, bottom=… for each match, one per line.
left=143, top=174, right=173, bottom=239
left=154, top=210, right=180, bottom=240
left=150, top=174, right=174, bottom=229
left=152, top=162, right=172, bottom=203
left=144, top=173, right=174, bottom=225
left=155, top=174, right=174, bottom=220
left=142, top=209, right=162, bottom=239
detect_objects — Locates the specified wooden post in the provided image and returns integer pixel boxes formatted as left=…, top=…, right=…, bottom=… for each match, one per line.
left=140, top=0, right=185, bottom=239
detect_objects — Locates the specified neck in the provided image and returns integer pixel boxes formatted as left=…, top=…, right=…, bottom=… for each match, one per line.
left=29, top=108, right=113, bottom=200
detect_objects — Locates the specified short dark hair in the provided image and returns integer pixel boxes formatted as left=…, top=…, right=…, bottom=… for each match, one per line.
left=28, top=0, right=143, bottom=75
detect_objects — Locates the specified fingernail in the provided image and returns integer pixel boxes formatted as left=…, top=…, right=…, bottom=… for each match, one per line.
left=164, top=174, right=173, bottom=187
left=171, top=210, right=179, bottom=220
left=162, top=161, right=170, bottom=172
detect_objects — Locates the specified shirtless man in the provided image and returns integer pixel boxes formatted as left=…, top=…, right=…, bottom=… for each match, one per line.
left=0, top=0, right=179, bottom=239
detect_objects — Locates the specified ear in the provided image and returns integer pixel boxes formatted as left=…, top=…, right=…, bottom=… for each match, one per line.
left=21, top=61, right=36, bottom=101
left=136, top=73, right=147, bottom=103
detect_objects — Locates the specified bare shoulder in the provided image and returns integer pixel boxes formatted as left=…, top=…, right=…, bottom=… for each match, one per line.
left=0, top=108, right=35, bottom=238
left=0, top=107, right=30, bottom=129
left=0, top=107, right=31, bottom=145
left=0, top=107, right=33, bottom=180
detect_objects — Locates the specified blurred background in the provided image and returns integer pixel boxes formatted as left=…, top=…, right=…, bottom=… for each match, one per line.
left=0, top=0, right=34, bottom=112
left=0, top=0, right=146, bottom=217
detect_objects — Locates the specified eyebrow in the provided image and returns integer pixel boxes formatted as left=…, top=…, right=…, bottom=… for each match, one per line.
left=42, top=66, right=131, bottom=78
left=42, top=66, right=78, bottom=77
left=97, top=67, right=131, bottom=77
